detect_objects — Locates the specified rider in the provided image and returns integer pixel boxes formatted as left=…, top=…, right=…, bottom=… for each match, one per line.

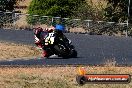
left=34, top=26, right=55, bottom=57
left=34, top=24, right=69, bottom=57
left=55, top=24, right=70, bottom=43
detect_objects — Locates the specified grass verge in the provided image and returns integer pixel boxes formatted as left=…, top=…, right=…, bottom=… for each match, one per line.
left=0, top=41, right=41, bottom=60
left=0, top=66, right=132, bottom=88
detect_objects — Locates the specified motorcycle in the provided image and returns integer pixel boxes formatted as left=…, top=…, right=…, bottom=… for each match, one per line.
left=41, top=30, right=77, bottom=58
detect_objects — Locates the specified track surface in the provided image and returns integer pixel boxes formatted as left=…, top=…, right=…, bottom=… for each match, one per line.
left=0, top=29, right=132, bottom=66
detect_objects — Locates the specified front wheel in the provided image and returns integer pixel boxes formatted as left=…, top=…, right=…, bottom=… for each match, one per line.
left=54, top=44, right=70, bottom=58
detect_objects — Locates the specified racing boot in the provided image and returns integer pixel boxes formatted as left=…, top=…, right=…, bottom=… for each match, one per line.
left=42, top=50, right=49, bottom=58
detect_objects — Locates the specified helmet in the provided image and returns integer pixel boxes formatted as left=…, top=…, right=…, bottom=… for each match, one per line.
left=55, top=24, right=65, bottom=31
left=34, top=27, right=43, bottom=35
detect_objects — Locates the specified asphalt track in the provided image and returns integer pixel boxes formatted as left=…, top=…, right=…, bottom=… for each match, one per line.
left=0, top=29, right=132, bottom=66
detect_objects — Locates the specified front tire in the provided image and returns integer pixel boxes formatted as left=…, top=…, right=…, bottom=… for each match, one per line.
left=54, top=44, right=69, bottom=58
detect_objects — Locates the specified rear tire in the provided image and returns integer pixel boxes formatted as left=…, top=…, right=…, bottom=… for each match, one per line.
left=70, top=50, right=77, bottom=58
left=69, top=45, right=77, bottom=58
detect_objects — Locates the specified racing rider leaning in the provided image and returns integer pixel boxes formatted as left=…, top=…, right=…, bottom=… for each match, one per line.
left=33, top=24, right=69, bottom=57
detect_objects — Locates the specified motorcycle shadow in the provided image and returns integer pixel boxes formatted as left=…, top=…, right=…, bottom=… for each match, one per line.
left=45, top=55, right=64, bottom=59
left=46, top=55, right=81, bottom=60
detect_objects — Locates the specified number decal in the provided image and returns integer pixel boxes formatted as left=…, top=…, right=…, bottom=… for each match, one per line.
left=45, top=33, right=55, bottom=45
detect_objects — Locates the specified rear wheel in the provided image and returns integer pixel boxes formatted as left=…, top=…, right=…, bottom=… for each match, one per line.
left=69, top=45, right=77, bottom=58
left=70, top=49, right=77, bottom=58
